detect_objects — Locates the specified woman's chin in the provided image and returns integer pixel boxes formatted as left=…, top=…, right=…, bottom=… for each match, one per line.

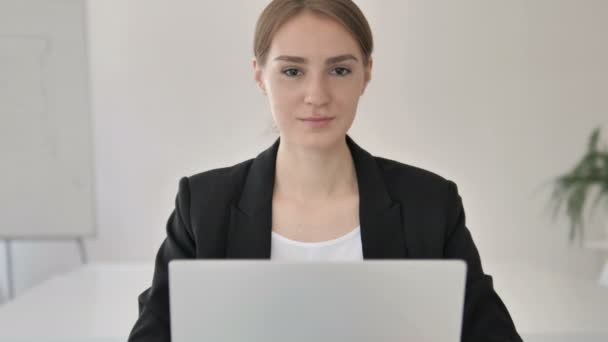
left=289, top=130, right=345, bottom=149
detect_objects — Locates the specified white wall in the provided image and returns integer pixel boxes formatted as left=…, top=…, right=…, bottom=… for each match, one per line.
left=1, top=0, right=607, bottom=334
left=0, top=0, right=94, bottom=303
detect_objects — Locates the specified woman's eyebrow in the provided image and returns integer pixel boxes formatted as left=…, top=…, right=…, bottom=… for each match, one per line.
left=273, top=54, right=358, bottom=65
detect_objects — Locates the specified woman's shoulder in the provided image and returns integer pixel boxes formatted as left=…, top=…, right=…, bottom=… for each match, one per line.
left=181, top=158, right=255, bottom=203
left=372, top=155, right=460, bottom=209
left=187, top=158, right=253, bottom=185
left=373, top=155, right=453, bottom=188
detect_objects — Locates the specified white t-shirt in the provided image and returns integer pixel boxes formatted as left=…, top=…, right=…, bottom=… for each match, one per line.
left=270, top=226, right=363, bottom=261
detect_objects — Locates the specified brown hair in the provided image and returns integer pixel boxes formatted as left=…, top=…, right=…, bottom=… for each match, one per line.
left=254, top=0, right=373, bottom=68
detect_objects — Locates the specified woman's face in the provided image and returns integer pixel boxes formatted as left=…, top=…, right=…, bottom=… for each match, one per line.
left=253, top=11, right=372, bottom=149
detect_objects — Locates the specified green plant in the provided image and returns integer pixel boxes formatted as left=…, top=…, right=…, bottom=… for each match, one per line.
left=549, top=126, right=608, bottom=242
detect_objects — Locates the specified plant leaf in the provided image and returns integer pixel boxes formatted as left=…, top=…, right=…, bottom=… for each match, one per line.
left=588, top=126, right=601, bottom=153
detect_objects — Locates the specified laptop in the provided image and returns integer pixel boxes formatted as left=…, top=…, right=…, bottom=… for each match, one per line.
left=169, top=260, right=467, bottom=342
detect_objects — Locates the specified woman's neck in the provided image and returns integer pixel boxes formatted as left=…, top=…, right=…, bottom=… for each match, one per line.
left=273, top=136, right=358, bottom=203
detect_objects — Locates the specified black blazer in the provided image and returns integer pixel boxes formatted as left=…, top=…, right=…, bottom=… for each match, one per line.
left=128, top=134, right=522, bottom=342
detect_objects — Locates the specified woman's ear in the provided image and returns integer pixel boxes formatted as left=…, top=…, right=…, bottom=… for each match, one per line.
left=252, top=57, right=267, bottom=95
left=361, top=56, right=373, bottom=95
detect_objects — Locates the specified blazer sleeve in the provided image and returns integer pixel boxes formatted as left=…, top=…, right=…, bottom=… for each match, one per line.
left=443, top=180, right=523, bottom=342
left=128, top=176, right=196, bottom=342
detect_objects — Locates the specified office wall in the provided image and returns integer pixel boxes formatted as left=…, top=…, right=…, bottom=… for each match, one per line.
left=0, top=0, right=94, bottom=303
left=0, top=0, right=96, bottom=239
left=1, top=0, right=607, bottom=333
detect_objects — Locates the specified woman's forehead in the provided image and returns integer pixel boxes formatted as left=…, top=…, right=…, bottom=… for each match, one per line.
left=269, top=13, right=361, bottom=63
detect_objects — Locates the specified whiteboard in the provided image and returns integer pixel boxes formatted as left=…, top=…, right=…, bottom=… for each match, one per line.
left=0, top=0, right=95, bottom=238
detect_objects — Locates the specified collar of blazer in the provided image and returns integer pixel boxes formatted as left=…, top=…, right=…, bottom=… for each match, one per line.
left=225, top=134, right=408, bottom=259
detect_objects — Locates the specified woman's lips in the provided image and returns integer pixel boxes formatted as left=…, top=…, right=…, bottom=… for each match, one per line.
left=298, top=117, right=335, bottom=128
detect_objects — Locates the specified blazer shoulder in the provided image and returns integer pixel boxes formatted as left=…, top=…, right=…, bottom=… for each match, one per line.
left=188, top=158, right=253, bottom=184
left=183, top=158, right=254, bottom=204
left=372, top=155, right=460, bottom=210
left=373, top=155, right=452, bottom=188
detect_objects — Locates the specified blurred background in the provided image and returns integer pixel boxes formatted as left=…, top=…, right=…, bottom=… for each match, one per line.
left=0, top=0, right=607, bottom=341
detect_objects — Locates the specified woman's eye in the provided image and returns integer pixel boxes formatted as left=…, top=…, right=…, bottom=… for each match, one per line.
left=281, top=67, right=352, bottom=78
left=331, top=67, right=352, bottom=77
left=282, top=68, right=302, bottom=77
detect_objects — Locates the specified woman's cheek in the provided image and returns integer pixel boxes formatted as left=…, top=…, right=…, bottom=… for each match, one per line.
left=270, top=98, right=295, bottom=127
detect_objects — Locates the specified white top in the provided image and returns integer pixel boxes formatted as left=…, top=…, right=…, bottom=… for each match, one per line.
left=270, top=226, right=364, bottom=261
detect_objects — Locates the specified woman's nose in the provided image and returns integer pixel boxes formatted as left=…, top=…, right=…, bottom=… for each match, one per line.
left=304, top=74, right=330, bottom=107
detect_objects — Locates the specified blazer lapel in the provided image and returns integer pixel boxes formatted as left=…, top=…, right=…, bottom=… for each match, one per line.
left=225, top=134, right=407, bottom=259
left=225, top=137, right=278, bottom=258
left=347, top=135, right=408, bottom=259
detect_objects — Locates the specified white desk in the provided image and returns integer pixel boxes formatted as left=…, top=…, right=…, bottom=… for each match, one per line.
left=486, top=260, right=608, bottom=337
left=0, top=263, right=153, bottom=342
left=0, top=262, right=607, bottom=342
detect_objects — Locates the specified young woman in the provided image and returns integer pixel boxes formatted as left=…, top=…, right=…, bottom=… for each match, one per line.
left=129, top=1, right=522, bottom=341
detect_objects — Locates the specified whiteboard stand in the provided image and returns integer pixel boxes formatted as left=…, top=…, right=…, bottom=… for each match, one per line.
left=4, top=240, right=14, bottom=300
left=3, top=237, right=88, bottom=301
left=76, top=237, right=88, bottom=264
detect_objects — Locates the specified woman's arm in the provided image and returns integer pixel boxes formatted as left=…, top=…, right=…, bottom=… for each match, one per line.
left=128, top=177, right=196, bottom=342
left=443, top=180, right=523, bottom=342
